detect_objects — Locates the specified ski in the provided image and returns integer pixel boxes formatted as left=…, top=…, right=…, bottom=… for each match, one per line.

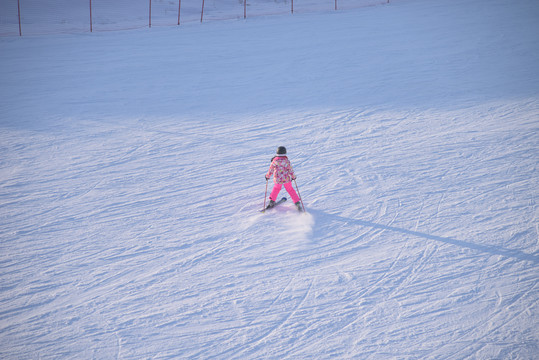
left=260, top=197, right=287, bottom=212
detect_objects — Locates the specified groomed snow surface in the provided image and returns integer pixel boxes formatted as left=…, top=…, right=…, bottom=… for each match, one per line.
left=1, top=0, right=538, bottom=358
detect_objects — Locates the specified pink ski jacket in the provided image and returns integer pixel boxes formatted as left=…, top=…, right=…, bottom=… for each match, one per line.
left=266, top=156, right=296, bottom=184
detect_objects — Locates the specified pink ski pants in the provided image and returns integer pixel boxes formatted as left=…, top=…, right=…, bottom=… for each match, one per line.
left=269, top=182, right=300, bottom=203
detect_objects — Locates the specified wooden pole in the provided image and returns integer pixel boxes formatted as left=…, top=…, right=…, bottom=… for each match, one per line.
left=89, top=0, right=93, bottom=32
left=149, top=0, right=152, bottom=28
left=17, top=0, right=22, bottom=36
left=201, top=0, right=205, bottom=22
left=178, top=0, right=181, bottom=25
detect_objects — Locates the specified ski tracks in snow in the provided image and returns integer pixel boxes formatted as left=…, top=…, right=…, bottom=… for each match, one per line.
left=1, top=103, right=538, bottom=358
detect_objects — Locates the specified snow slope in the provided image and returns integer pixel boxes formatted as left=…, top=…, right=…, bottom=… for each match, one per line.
left=1, top=0, right=538, bottom=358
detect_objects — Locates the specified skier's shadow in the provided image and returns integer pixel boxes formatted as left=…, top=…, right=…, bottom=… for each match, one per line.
left=309, top=209, right=539, bottom=264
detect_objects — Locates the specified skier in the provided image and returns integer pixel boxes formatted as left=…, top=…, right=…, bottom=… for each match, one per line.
left=265, top=146, right=303, bottom=211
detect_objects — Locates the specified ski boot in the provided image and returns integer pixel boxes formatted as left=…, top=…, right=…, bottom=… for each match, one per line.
left=266, top=200, right=276, bottom=209
left=295, top=201, right=303, bottom=212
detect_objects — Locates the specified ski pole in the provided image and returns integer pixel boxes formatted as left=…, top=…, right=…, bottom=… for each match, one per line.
left=263, top=179, right=268, bottom=212
left=293, top=179, right=306, bottom=212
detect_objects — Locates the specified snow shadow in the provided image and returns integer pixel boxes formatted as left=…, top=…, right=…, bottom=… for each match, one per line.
left=309, top=209, right=539, bottom=264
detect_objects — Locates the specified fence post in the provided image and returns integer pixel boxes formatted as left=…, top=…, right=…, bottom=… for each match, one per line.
left=149, top=0, right=152, bottom=28
left=178, top=0, right=181, bottom=25
left=89, top=0, right=93, bottom=32
left=291, top=0, right=294, bottom=14
left=201, top=0, right=205, bottom=22
left=244, top=0, right=246, bottom=19
left=17, top=0, right=22, bottom=36
left=335, top=0, right=338, bottom=11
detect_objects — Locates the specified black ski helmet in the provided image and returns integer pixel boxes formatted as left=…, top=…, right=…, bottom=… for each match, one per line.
left=276, top=146, right=287, bottom=156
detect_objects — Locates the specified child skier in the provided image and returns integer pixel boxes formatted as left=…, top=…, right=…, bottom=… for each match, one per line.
left=265, top=146, right=303, bottom=211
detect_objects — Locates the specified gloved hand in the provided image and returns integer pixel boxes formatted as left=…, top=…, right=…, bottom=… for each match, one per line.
left=265, top=176, right=269, bottom=180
